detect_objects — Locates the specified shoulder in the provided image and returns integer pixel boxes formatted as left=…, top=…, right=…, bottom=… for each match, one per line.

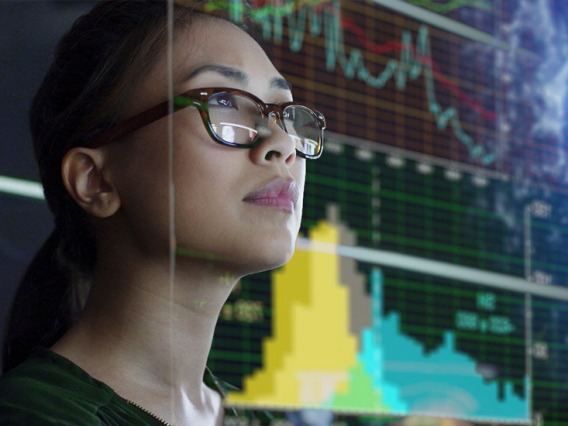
left=0, top=348, right=112, bottom=425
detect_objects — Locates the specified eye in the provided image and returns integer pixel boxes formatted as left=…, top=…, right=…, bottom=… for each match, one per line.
left=210, top=92, right=238, bottom=109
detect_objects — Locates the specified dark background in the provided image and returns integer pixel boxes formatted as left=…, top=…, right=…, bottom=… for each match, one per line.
left=0, top=0, right=95, bottom=364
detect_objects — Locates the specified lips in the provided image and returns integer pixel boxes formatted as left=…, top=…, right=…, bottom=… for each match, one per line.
left=243, top=180, right=300, bottom=212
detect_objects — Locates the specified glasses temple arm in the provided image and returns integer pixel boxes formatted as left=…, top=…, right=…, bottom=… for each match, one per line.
left=86, top=100, right=171, bottom=148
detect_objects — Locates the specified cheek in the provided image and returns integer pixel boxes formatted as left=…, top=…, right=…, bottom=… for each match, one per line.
left=106, top=138, right=172, bottom=252
left=172, top=138, right=239, bottom=237
left=293, top=156, right=307, bottom=185
left=294, top=159, right=307, bottom=209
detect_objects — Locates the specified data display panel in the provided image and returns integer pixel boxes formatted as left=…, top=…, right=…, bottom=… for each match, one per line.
left=207, top=1, right=568, bottom=424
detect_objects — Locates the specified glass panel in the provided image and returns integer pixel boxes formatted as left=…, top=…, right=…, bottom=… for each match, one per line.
left=5, top=1, right=568, bottom=426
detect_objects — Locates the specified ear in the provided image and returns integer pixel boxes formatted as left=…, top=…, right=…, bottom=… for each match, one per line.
left=61, top=148, right=120, bottom=218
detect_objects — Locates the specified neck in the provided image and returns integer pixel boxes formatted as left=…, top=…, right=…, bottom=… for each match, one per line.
left=52, top=250, right=237, bottom=424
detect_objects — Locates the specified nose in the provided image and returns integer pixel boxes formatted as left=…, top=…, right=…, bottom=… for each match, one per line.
left=249, top=114, right=297, bottom=165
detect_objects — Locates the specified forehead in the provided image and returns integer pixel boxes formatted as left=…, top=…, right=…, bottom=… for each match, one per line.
left=181, top=18, right=267, bottom=67
left=131, top=17, right=284, bottom=111
left=174, top=18, right=281, bottom=87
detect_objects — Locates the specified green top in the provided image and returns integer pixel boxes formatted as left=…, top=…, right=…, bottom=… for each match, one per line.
left=0, top=348, right=272, bottom=425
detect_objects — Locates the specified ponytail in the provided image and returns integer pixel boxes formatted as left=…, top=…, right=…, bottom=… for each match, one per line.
left=2, top=229, right=79, bottom=372
left=2, top=1, right=175, bottom=372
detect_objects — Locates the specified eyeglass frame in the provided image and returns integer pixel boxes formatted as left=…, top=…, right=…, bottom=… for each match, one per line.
left=85, top=87, right=326, bottom=159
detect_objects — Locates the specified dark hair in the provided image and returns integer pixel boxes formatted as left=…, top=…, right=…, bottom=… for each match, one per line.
left=2, top=0, right=234, bottom=373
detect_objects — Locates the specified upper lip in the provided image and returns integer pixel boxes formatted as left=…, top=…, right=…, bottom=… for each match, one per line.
left=243, top=179, right=300, bottom=206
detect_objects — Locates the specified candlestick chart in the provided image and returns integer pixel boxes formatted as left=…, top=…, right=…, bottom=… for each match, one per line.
left=206, top=1, right=568, bottom=424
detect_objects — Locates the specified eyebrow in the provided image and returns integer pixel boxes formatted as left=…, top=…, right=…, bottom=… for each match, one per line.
left=183, top=63, right=292, bottom=91
left=185, top=64, right=249, bottom=85
left=270, top=76, right=293, bottom=91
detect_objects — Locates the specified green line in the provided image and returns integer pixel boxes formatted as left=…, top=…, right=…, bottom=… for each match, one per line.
left=379, top=187, right=494, bottom=217
left=208, top=349, right=263, bottom=363
left=530, top=259, right=568, bottom=276
left=406, top=0, right=491, bottom=14
left=398, top=323, right=526, bottom=344
left=530, top=379, right=568, bottom=390
left=308, top=173, right=373, bottom=193
left=532, top=220, right=568, bottom=233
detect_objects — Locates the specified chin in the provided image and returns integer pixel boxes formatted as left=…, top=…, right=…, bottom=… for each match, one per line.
left=243, top=240, right=297, bottom=275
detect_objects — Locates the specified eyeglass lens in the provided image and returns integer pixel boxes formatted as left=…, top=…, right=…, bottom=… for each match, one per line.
left=207, top=92, right=321, bottom=156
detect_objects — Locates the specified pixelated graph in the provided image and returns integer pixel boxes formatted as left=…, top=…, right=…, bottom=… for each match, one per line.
left=225, top=220, right=530, bottom=421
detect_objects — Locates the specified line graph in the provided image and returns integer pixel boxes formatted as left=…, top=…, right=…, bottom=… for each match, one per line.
left=206, top=0, right=497, bottom=164
left=338, top=16, right=497, bottom=121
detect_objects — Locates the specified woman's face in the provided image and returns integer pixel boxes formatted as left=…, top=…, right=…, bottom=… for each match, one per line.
left=105, top=17, right=306, bottom=276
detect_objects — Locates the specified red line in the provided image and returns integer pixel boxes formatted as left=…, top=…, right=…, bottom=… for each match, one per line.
left=340, top=16, right=497, bottom=121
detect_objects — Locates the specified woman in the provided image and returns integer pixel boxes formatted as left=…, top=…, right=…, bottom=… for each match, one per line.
left=0, top=1, right=325, bottom=424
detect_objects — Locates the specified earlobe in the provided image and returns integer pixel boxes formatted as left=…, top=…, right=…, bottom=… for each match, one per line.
left=61, top=148, right=120, bottom=218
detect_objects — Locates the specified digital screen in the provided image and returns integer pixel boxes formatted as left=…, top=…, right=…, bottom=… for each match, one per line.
left=205, top=1, right=568, bottom=424
left=1, top=1, right=568, bottom=425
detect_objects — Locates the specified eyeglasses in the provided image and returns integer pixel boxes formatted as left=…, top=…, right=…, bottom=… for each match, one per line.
left=86, top=87, right=326, bottom=159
